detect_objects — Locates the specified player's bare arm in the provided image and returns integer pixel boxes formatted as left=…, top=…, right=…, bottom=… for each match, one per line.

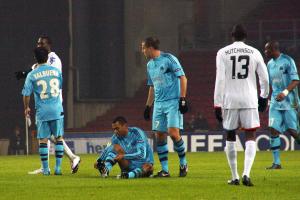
left=276, top=80, right=300, bottom=101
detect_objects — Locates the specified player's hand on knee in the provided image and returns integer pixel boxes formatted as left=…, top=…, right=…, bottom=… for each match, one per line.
left=214, top=107, right=223, bottom=123
left=179, top=97, right=188, bottom=114
left=258, top=97, right=268, bottom=112
left=143, top=106, right=151, bottom=121
left=114, top=154, right=124, bottom=162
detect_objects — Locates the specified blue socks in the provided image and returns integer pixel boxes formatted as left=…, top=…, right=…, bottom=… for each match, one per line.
left=39, top=143, right=49, bottom=174
left=104, top=151, right=117, bottom=172
left=55, top=141, right=64, bottom=173
left=174, top=138, right=187, bottom=166
left=128, top=168, right=143, bottom=179
left=157, top=141, right=169, bottom=172
left=270, top=136, right=281, bottom=165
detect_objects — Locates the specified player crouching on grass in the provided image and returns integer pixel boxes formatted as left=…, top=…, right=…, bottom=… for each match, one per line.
left=22, top=47, right=64, bottom=175
left=94, top=116, right=154, bottom=179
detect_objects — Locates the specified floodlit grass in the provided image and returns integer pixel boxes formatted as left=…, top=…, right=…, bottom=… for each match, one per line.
left=0, top=151, right=299, bottom=200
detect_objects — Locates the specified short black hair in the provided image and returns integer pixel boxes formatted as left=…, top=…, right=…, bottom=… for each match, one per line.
left=231, top=24, right=247, bottom=41
left=112, top=116, right=127, bottom=125
left=267, top=40, right=280, bottom=51
left=143, top=37, right=160, bottom=50
left=39, top=35, right=52, bottom=45
left=34, top=47, right=48, bottom=64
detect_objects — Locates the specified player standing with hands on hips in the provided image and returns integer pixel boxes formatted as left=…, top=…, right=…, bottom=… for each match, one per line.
left=214, top=25, right=269, bottom=186
left=142, top=37, right=188, bottom=177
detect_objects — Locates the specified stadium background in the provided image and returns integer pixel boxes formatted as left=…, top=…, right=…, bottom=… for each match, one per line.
left=1, top=0, right=300, bottom=154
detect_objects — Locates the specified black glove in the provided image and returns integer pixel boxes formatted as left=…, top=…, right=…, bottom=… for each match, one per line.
left=144, top=106, right=151, bottom=121
left=214, top=107, right=223, bottom=123
left=258, top=97, right=268, bottom=112
left=179, top=97, right=188, bottom=114
left=15, top=70, right=31, bottom=80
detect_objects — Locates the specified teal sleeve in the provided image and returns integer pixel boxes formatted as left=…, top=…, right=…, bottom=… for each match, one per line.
left=168, top=55, right=185, bottom=77
left=123, top=142, right=146, bottom=160
left=288, top=58, right=299, bottom=80
left=147, top=69, right=153, bottom=86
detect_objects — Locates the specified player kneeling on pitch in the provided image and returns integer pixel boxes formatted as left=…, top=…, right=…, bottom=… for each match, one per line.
left=94, top=116, right=154, bottom=179
left=22, top=47, right=64, bottom=175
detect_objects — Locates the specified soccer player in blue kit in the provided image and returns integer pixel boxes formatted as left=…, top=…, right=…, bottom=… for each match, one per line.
left=22, top=47, right=64, bottom=175
left=94, top=116, right=154, bottom=179
left=142, top=37, right=188, bottom=177
left=264, top=41, right=300, bottom=169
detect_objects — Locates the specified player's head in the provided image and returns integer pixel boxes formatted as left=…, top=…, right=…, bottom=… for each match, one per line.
left=112, top=116, right=128, bottom=136
left=37, top=35, right=52, bottom=52
left=141, top=37, right=160, bottom=59
left=34, top=47, right=48, bottom=64
left=231, top=24, right=247, bottom=41
left=264, top=41, right=280, bottom=59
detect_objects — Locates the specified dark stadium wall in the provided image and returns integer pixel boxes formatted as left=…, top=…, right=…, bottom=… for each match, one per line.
left=0, top=0, right=69, bottom=138
left=124, top=0, right=195, bottom=97
left=73, top=0, right=125, bottom=100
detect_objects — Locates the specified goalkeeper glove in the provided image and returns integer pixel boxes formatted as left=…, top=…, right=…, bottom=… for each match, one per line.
left=15, top=69, right=31, bottom=80
left=143, top=106, right=151, bottom=121
left=214, top=107, right=223, bottom=123
left=258, top=97, right=268, bottom=112
left=179, top=97, right=188, bottom=114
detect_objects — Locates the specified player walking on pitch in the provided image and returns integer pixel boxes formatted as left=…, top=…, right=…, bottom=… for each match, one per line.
left=264, top=41, right=300, bottom=169
left=214, top=25, right=269, bottom=186
left=142, top=37, right=188, bottom=177
left=16, top=36, right=80, bottom=174
left=22, top=47, right=65, bottom=175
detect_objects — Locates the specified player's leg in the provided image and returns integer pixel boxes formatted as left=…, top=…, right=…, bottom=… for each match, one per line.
left=37, top=120, right=51, bottom=175
left=51, top=118, right=65, bottom=175
left=122, top=163, right=154, bottom=179
left=223, top=109, right=240, bottom=185
left=62, top=139, right=81, bottom=173
left=28, top=121, right=51, bottom=175
left=284, top=109, right=300, bottom=144
left=267, top=107, right=283, bottom=169
left=240, top=108, right=260, bottom=186
left=39, top=138, right=50, bottom=175
left=166, top=99, right=187, bottom=177
left=152, top=102, right=170, bottom=177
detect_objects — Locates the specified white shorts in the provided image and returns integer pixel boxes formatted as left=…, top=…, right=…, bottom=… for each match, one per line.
left=222, top=108, right=260, bottom=131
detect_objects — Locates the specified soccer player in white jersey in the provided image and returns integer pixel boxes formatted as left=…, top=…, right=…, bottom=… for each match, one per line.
left=214, top=25, right=269, bottom=186
left=16, top=36, right=81, bottom=174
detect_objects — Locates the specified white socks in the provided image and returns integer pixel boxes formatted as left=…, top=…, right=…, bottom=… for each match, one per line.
left=243, top=140, right=256, bottom=178
left=63, top=140, right=77, bottom=160
left=225, top=141, right=239, bottom=180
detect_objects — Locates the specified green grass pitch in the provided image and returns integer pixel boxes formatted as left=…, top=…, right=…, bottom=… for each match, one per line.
left=0, top=151, right=299, bottom=200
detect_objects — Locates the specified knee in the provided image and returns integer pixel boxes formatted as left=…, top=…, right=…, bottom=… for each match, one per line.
left=39, top=138, right=48, bottom=144
left=226, top=130, right=236, bottom=141
left=156, top=132, right=167, bottom=143
left=270, top=128, right=280, bottom=136
left=55, top=136, right=63, bottom=142
left=113, top=144, right=124, bottom=154
left=168, top=128, right=180, bottom=140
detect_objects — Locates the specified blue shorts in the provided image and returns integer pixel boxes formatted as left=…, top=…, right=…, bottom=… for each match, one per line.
left=36, top=118, right=64, bottom=139
left=152, top=99, right=183, bottom=132
left=269, top=105, right=298, bottom=133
